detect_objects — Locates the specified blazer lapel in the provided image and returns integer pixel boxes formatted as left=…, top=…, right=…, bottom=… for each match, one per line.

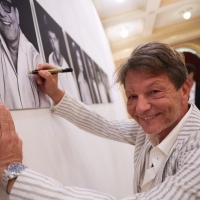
left=133, top=129, right=152, bottom=193
left=154, top=105, right=200, bottom=185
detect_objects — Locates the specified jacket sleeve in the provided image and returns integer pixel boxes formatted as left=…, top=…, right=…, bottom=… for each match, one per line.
left=10, top=168, right=115, bottom=200
left=52, top=93, right=140, bottom=145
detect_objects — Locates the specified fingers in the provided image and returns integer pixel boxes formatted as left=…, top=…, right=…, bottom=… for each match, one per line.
left=38, top=70, right=52, bottom=79
left=0, top=104, right=22, bottom=168
left=39, top=69, right=58, bottom=83
left=34, top=63, right=57, bottom=85
left=34, top=73, right=43, bottom=85
left=6, top=108, right=16, bottom=133
left=36, top=63, right=56, bottom=71
left=0, top=103, right=16, bottom=137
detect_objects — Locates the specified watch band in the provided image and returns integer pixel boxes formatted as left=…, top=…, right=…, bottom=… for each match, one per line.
left=1, top=170, right=15, bottom=193
left=1, top=163, right=26, bottom=193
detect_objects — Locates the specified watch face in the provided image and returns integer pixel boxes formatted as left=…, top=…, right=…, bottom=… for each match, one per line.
left=8, top=163, right=26, bottom=176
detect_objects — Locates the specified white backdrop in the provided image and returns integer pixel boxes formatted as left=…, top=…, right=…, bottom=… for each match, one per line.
left=0, top=0, right=134, bottom=199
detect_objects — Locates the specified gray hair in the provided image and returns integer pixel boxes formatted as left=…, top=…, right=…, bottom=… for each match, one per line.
left=115, top=42, right=187, bottom=90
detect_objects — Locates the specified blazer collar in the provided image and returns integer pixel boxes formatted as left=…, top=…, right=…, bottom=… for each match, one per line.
left=176, top=104, right=200, bottom=143
left=154, top=104, right=200, bottom=184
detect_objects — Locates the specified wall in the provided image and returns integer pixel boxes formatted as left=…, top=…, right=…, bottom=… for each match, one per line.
left=0, top=0, right=134, bottom=199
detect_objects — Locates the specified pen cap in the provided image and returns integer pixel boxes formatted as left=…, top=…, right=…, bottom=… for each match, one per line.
left=62, top=68, right=73, bottom=72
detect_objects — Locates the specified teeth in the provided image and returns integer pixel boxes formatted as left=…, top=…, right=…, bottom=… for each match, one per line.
left=3, top=21, right=10, bottom=25
left=143, top=115, right=155, bottom=120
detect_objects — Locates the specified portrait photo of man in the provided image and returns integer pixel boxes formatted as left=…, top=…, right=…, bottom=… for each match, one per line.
left=92, top=62, right=110, bottom=104
left=100, top=69, right=112, bottom=103
left=34, top=0, right=80, bottom=100
left=83, top=51, right=101, bottom=104
left=0, top=0, right=50, bottom=109
left=67, top=34, right=93, bottom=105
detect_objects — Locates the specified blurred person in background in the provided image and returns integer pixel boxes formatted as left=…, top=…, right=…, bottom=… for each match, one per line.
left=186, top=63, right=200, bottom=109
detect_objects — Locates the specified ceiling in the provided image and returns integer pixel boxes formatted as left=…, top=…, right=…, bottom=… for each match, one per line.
left=92, top=0, right=200, bottom=62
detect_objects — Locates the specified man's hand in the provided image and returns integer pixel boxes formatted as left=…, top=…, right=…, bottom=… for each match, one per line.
left=34, top=63, right=65, bottom=105
left=0, top=102, right=22, bottom=188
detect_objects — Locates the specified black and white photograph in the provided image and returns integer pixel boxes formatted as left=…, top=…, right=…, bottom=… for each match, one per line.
left=83, top=51, right=101, bottom=104
left=99, top=68, right=112, bottom=103
left=92, top=62, right=109, bottom=104
left=0, top=0, right=50, bottom=110
left=67, top=34, right=93, bottom=104
left=33, top=0, right=80, bottom=100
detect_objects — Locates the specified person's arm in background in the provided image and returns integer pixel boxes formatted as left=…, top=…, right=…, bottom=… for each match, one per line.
left=35, top=64, right=140, bottom=145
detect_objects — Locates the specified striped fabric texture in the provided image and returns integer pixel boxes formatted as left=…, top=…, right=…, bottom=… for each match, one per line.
left=10, top=93, right=200, bottom=199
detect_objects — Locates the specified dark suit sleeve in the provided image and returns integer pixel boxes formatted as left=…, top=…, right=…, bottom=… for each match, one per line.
left=195, top=83, right=200, bottom=110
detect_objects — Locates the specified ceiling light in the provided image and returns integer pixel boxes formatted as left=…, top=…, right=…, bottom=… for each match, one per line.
left=183, top=11, right=191, bottom=19
left=116, top=0, right=124, bottom=3
left=181, top=8, right=192, bottom=20
left=117, top=26, right=130, bottom=38
left=120, top=29, right=129, bottom=38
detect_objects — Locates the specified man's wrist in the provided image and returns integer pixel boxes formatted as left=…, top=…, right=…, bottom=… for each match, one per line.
left=1, top=163, right=26, bottom=194
left=50, top=89, right=65, bottom=105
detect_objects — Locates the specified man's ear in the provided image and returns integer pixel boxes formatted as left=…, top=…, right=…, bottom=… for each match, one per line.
left=182, top=80, right=191, bottom=101
left=15, top=8, right=20, bottom=25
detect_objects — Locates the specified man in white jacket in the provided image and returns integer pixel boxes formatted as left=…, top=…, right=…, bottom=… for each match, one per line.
left=1, top=42, right=200, bottom=200
left=0, top=0, right=50, bottom=109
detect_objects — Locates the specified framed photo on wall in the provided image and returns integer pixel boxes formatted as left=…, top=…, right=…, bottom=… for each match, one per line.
left=82, top=51, right=101, bottom=104
left=33, top=0, right=80, bottom=100
left=0, top=0, right=50, bottom=110
left=66, top=33, right=93, bottom=104
left=92, top=62, right=109, bottom=104
left=99, top=68, right=112, bottom=103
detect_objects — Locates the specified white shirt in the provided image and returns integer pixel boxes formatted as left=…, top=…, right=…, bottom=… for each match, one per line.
left=0, top=31, right=50, bottom=109
left=98, top=82, right=108, bottom=103
left=141, top=104, right=193, bottom=192
left=189, top=81, right=196, bottom=104
left=78, top=72, right=93, bottom=104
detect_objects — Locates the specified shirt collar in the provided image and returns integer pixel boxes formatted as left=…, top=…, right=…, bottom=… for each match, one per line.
left=157, top=104, right=193, bottom=156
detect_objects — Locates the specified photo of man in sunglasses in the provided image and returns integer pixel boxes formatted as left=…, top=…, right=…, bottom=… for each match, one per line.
left=0, top=0, right=50, bottom=109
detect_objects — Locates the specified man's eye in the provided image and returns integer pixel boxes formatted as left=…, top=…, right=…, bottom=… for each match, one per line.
left=150, top=90, right=159, bottom=94
left=127, top=95, right=137, bottom=100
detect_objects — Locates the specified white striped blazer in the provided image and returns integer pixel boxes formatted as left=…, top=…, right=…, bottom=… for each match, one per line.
left=10, top=93, right=200, bottom=200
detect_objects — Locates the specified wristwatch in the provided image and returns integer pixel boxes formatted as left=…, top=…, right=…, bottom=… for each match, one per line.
left=1, top=163, right=26, bottom=193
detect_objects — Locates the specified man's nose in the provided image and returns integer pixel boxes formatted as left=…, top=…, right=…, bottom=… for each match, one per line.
left=135, top=96, right=151, bottom=114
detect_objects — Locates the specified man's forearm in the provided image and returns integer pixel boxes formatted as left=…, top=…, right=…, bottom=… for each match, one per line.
left=10, top=168, right=116, bottom=200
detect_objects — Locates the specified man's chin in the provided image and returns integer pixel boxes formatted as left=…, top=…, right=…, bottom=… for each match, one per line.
left=142, top=126, right=162, bottom=135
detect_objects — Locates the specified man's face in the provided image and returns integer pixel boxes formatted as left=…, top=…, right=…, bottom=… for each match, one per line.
left=48, top=31, right=61, bottom=61
left=0, top=0, right=20, bottom=42
left=125, top=70, right=190, bottom=139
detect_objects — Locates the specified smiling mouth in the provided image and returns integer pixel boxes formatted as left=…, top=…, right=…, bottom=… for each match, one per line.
left=1, top=21, right=11, bottom=26
left=140, top=114, right=159, bottom=121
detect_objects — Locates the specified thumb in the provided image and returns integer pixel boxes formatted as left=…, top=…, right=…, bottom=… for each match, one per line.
left=38, top=70, right=52, bottom=80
